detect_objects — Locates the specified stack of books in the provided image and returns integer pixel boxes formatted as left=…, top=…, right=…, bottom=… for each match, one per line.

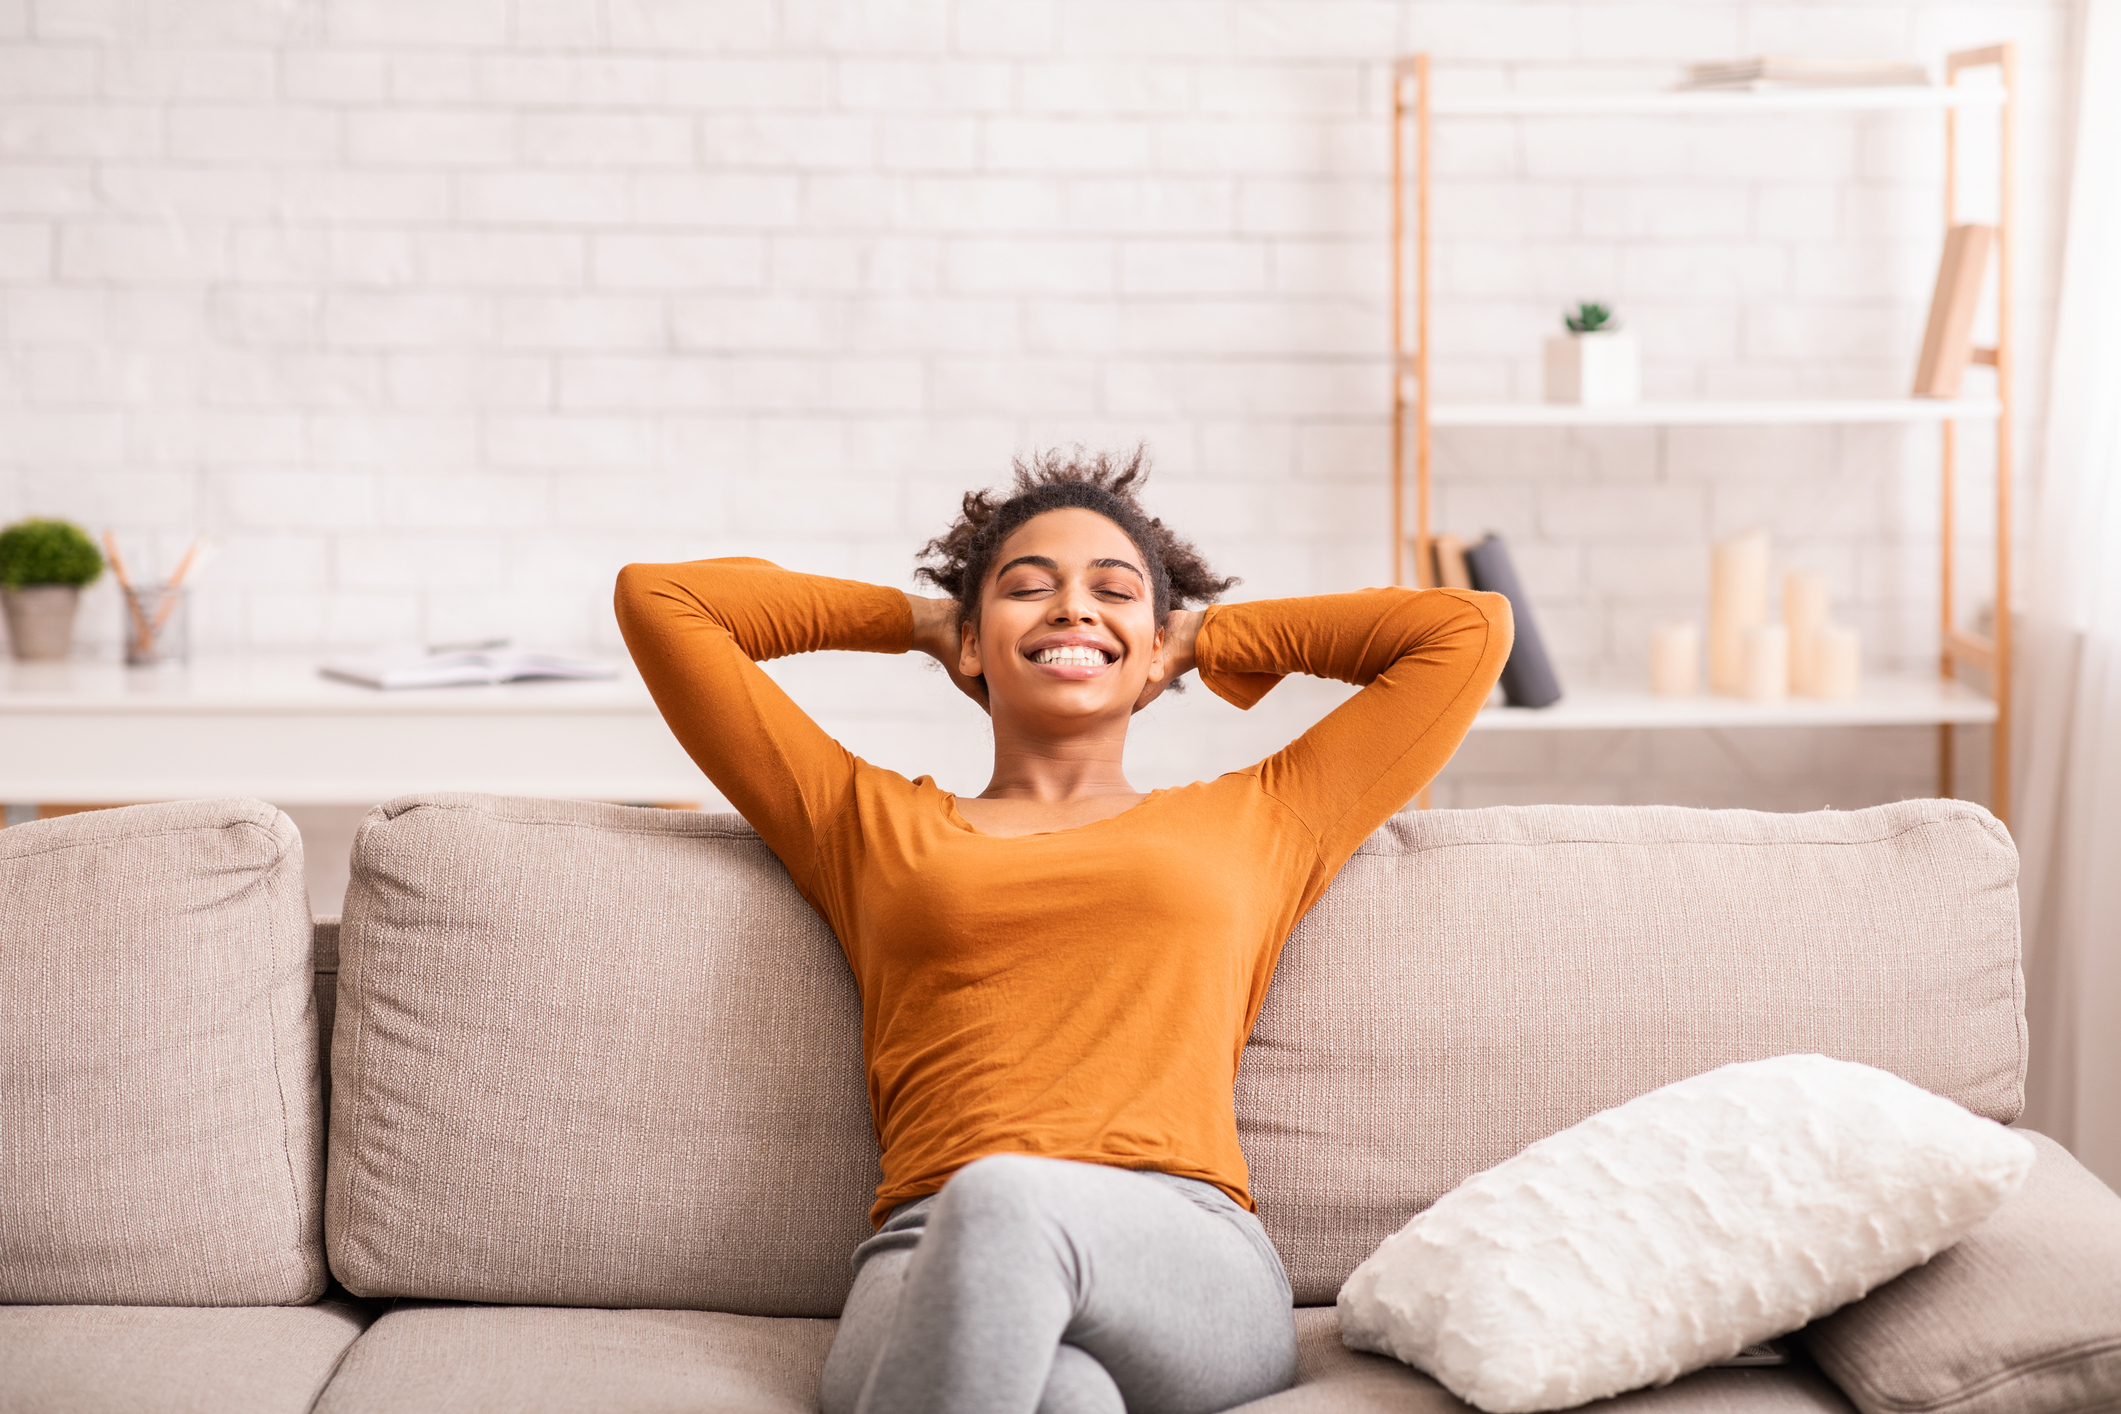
left=1680, top=57, right=1930, bottom=90
left=321, top=642, right=618, bottom=690
left=1429, top=533, right=1564, bottom=710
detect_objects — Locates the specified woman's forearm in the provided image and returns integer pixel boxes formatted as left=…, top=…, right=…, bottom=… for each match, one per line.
left=1197, top=587, right=1513, bottom=868
left=614, top=560, right=910, bottom=883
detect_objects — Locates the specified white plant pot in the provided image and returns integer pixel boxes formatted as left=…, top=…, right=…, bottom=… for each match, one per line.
left=3, top=584, right=80, bottom=661
left=1544, top=330, right=1641, bottom=405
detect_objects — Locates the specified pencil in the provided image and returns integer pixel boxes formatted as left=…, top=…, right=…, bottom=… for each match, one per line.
left=147, top=539, right=201, bottom=639
left=103, top=531, right=153, bottom=657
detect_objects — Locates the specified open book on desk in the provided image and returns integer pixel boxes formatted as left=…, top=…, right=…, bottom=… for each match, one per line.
left=320, top=642, right=620, bottom=691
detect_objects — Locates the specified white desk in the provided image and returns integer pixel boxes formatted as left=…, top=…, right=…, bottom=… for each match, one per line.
left=0, top=657, right=709, bottom=806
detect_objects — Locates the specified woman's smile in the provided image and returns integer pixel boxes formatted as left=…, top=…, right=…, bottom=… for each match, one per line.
left=1025, top=633, right=1119, bottom=677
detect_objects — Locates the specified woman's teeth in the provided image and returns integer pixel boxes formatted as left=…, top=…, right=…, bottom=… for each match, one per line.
left=1032, top=646, right=1110, bottom=666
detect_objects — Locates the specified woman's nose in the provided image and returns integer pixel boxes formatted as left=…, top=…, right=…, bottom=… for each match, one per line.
left=1050, top=586, right=1097, bottom=622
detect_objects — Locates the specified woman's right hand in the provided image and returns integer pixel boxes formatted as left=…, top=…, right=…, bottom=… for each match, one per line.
left=906, top=594, right=990, bottom=714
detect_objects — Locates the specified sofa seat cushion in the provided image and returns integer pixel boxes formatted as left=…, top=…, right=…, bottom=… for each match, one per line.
left=0, top=1298, right=372, bottom=1414
left=306, top=1305, right=1850, bottom=1414
left=329, top=796, right=877, bottom=1316
left=309, top=1304, right=835, bottom=1414
left=1226, top=1310, right=1858, bottom=1413
left=1238, top=800, right=2025, bottom=1304
left=0, top=799, right=326, bottom=1305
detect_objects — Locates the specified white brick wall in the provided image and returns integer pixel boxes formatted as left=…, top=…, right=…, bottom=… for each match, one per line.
left=0, top=0, right=2067, bottom=813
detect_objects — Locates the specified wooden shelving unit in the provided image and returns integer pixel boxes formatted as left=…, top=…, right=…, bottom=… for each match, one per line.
left=1424, top=397, right=2001, bottom=428
left=1389, top=47, right=2016, bottom=820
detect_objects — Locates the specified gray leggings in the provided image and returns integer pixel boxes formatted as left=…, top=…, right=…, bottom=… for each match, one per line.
left=818, top=1154, right=1298, bottom=1414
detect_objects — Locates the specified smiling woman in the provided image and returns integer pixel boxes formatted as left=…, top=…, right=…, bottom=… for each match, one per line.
left=612, top=449, right=1513, bottom=1414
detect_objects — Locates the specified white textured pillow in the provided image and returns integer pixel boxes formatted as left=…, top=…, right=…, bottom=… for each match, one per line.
left=1337, top=1054, right=2035, bottom=1413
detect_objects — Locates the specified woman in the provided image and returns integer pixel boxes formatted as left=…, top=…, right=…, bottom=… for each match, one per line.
left=615, top=449, right=1511, bottom=1414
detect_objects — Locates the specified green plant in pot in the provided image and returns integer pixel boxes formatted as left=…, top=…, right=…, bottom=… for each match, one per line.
left=0, top=517, right=104, bottom=661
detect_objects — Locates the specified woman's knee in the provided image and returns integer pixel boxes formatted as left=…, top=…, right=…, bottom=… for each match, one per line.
left=1037, top=1344, right=1125, bottom=1414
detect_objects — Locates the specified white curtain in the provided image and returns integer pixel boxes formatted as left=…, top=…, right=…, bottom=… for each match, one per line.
left=2014, top=0, right=2121, bottom=1185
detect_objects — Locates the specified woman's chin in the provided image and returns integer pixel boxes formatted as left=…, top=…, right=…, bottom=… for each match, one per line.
left=993, top=677, right=1146, bottom=724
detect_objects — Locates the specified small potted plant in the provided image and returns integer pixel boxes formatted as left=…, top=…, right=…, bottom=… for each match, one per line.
left=0, top=517, right=104, bottom=661
left=1543, top=301, right=1641, bottom=406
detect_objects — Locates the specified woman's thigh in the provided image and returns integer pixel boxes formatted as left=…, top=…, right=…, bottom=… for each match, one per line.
left=1008, top=1163, right=1294, bottom=1412
left=847, top=1156, right=1295, bottom=1414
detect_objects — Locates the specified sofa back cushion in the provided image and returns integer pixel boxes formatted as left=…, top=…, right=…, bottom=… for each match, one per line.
left=327, top=795, right=876, bottom=1317
left=1238, top=799, right=2025, bottom=1303
left=330, top=795, right=2021, bottom=1315
left=0, top=799, right=326, bottom=1306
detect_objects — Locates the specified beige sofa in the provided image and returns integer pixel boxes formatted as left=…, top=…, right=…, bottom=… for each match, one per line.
left=5, top=793, right=2119, bottom=1414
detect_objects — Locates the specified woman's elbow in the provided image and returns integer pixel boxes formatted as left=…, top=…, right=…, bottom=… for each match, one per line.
left=613, top=562, right=685, bottom=644
left=1464, top=588, right=1512, bottom=637
left=1442, top=588, right=1514, bottom=670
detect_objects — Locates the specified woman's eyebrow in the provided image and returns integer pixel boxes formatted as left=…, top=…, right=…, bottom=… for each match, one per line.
left=996, top=554, right=1060, bottom=577
left=1089, top=557, right=1144, bottom=580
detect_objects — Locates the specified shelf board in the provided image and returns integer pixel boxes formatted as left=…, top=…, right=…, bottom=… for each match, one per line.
left=1466, top=674, right=1997, bottom=733
left=1429, top=87, right=2005, bottom=117
left=0, top=656, right=658, bottom=716
left=1421, top=398, right=2001, bottom=428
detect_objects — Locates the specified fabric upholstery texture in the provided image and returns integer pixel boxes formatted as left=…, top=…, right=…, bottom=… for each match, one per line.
left=0, top=798, right=327, bottom=1306
left=1339, top=1055, right=2034, bottom=1413
left=327, top=794, right=879, bottom=1316
left=1799, top=1129, right=2121, bottom=1414
left=1163, top=1309, right=1862, bottom=1413
left=1238, top=800, right=2025, bottom=1304
left=307, top=1304, right=836, bottom=1414
left=0, top=1297, right=370, bottom=1414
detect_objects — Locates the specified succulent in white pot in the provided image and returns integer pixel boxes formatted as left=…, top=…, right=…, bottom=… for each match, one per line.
left=1544, top=302, right=1641, bottom=406
left=0, top=517, right=105, bottom=661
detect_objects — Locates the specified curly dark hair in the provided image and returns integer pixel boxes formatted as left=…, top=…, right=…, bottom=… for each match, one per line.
left=914, top=446, right=1237, bottom=635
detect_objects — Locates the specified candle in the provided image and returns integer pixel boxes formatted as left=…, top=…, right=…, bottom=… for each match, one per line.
left=1649, top=620, right=1699, bottom=696
left=1784, top=570, right=1829, bottom=696
left=1741, top=623, right=1789, bottom=701
left=1710, top=530, right=1770, bottom=696
left=1814, top=623, right=1860, bottom=700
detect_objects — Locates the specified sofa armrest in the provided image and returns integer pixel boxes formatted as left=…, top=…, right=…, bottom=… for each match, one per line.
left=1798, top=1130, right=2121, bottom=1414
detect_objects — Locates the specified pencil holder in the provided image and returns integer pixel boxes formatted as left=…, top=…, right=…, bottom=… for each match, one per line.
left=123, top=582, right=188, bottom=666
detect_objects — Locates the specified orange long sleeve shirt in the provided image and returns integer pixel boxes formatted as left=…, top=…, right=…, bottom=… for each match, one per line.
left=615, top=559, right=1512, bottom=1224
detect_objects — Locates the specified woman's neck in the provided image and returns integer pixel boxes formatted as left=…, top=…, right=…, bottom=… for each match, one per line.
left=977, top=717, right=1138, bottom=802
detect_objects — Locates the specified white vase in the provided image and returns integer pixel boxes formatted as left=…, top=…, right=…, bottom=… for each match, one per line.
left=3, top=584, right=81, bottom=661
left=1544, top=330, right=1641, bottom=405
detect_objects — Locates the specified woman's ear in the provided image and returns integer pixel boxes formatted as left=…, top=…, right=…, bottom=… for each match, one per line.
left=1146, top=621, right=1169, bottom=683
left=958, top=619, right=982, bottom=679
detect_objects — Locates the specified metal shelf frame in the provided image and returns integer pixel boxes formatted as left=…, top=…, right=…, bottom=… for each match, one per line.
left=1388, top=50, right=2016, bottom=821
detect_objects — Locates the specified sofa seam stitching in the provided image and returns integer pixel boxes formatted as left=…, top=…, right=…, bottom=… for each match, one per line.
left=1827, top=1333, right=2121, bottom=1412
left=0, top=812, right=288, bottom=863
left=385, top=798, right=755, bottom=839
left=266, top=868, right=313, bottom=1302
left=1354, top=814, right=2001, bottom=859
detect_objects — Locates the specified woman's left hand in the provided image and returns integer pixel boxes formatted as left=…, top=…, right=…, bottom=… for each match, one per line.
left=1133, top=608, right=1202, bottom=713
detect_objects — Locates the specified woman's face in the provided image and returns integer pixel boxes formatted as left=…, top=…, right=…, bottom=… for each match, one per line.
left=960, top=507, right=1167, bottom=731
